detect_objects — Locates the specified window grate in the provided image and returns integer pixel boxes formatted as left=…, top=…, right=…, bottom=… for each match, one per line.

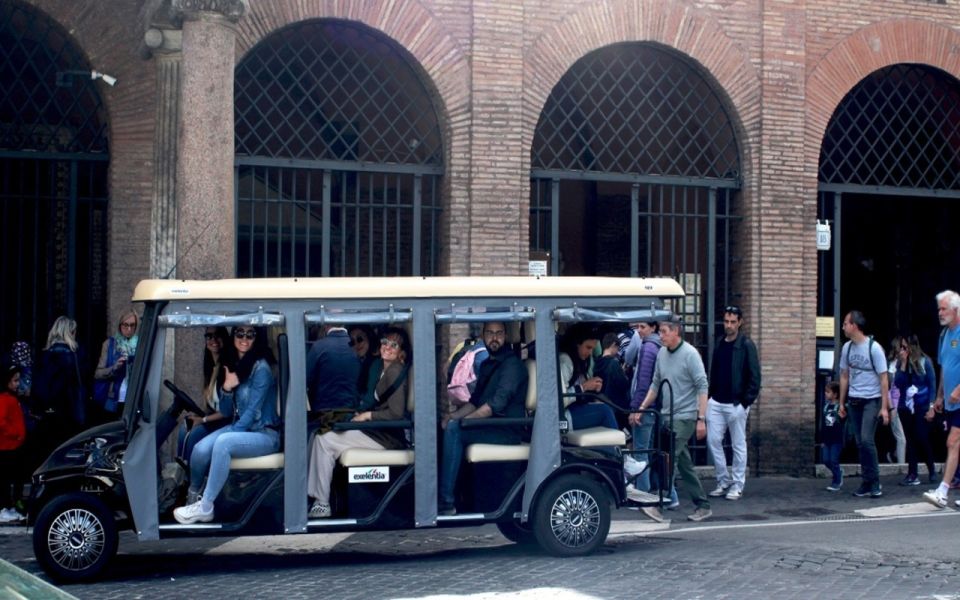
left=0, top=0, right=108, bottom=155
left=235, top=19, right=443, bottom=166
left=532, top=43, right=739, bottom=181
left=819, top=63, right=960, bottom=190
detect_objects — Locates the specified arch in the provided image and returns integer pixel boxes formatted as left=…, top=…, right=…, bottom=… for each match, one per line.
left=806, top=18, right=960, bottom=173
left=524, top=0, right=760, bottom=177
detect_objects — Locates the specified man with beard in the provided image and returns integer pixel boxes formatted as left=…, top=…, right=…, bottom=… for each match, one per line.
left=923, top=290, right=960, bottom=509
left=438, top=321, right=527, bottom=515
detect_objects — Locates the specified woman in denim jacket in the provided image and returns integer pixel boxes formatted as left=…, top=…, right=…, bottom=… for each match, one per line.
left=174, top=326, right=279, bottom=524
left=893, top=334, right=937, bottom=486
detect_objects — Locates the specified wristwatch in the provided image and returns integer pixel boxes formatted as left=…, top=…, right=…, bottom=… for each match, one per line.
left=202, top=416, right=207, bottom=424
left=697, top=415, right=705, bottom=422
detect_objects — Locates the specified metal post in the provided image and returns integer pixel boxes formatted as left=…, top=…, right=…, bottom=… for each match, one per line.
left=706, top=187, right=717, bottom=361
left=67, top=160, right=77, bottom=317
left=833, top=192, right=842, bottom=371
left=550, top=178, right=560, bottom=276
left=631, top=183, right=639, bottom=277
left=321, top=170, right=331, bottom=277
left=413, top=174, right=422, bottom=276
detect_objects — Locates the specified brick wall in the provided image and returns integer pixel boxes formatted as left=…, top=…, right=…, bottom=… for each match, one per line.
left=20, top=0, right=960, bottom=471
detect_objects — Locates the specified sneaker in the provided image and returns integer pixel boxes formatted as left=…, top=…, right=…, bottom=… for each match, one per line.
left=870, top=483, right=883, bottom=498
left=725, top=488, right=742, bottom=501
left=626, top=483, right=661, bottom=504
left=825, top=483, right=842, bottom=492
left=640, top=506, right=665, bottom=523
left=687, top=507, right=712, bottom=522
left=955, top=500, right=960, bottom=509
left=899, top=475, right=920, bottom=486
left=623, top=455, right=647, bottom=478
left=173, top=500, right=214, bottom=524
left=852, top=483, right=872, bottom=497
left=0, top=508, right=17, bottom=523
left=308, top=502, right=331, bottom=519
left=707, top=484, right=731, bottom=497
left=923, top=490, right=948, bottom=509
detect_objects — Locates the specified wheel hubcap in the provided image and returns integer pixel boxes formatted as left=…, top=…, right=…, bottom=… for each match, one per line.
left=47, top=508, right=105, bottom=571
left=549, top=488, right=600, bottom=548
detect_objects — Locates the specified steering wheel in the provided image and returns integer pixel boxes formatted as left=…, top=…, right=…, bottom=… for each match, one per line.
left=162, top=380, right=206, bottom=417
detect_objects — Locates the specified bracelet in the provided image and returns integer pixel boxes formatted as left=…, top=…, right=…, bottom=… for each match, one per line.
left=202, top=416, right=207, bottom=424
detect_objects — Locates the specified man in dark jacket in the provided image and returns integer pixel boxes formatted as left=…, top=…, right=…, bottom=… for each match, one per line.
left=306, top=325, right=360, bottom=411
left=706, top=306, right=761, bottom=500
left=438, top=321, right=527, bottom=515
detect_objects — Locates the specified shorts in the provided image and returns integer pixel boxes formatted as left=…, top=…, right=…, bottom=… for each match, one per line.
left=946, top=409, right=960, bottom=430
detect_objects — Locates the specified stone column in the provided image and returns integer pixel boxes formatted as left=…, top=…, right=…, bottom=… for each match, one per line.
left=144, top=27, right=182, bottom=279
left=172, top=0, right=246, bottom=281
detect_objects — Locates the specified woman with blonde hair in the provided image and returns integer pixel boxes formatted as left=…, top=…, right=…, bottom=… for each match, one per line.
left=33, top=316, right=88, bottom=451
left=93, top=309, right=139, bottom=417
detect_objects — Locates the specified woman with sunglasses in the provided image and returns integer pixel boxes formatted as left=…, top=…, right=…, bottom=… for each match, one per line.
left=174, top=326, right=279, bottom=524
left=892, top=334, right=937, bottom=486
left=349, top=325, right=381, bottom=411
left=306, top=327, right=410, bottom=518
left=92, top=309, right=139, bottom=418
left=177, top=327, right=233, bottom=462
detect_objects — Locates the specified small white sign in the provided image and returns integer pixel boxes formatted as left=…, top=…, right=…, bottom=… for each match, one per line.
left=816, top=220, right=831, bottom=251
left=348, top=466, right=390, bottom=483
left=528, top=260, right=548, bottom=276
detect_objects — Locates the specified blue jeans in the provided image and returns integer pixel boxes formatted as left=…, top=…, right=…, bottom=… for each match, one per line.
left=569, top=402, right=618, bottom=430
left=189, top=427, right=280, bottom=504
left=632, top=411, right=656, bottom=491
left=847, top=397, right=880, bottom=485
left=177, top=420, right=226, bottom=463
left=821, top=442, right=843, bottom=486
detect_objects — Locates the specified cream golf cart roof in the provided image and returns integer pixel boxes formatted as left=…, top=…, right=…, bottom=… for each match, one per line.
left=132, top=276, right=684, bottom=302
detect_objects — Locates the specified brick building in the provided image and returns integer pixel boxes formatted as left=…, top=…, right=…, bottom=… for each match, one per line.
left=2, top=0, right=959, bottom=472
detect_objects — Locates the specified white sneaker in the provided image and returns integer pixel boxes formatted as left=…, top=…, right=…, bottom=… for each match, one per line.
left=923, top=490, right=948, bottom=509
left=0, top=508, right=17, bottom=523
left=623, top=455, right=647, bottom=477
left=173, top=500, right=214, bottom=524
left=308, top=502, right=331, bottom=518
left=707, top=484, right=731, bottom=497
left=625, top=483, right=661, bottom=504
left=725, top=488, right=742, bottom=500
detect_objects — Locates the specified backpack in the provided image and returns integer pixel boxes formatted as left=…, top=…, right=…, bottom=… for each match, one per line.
left=447, top=343, right=488, bottom=405
left=844, top=335, right=878, bottom=372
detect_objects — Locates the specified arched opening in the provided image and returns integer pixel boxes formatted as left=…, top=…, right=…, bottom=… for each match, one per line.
left=234, top=19, right=444, bottom=277
left=0, top=0, right=110, bottom=354
left=530, top=42, right=742, bottom=354
left=817, top=63, right=960, bottom=463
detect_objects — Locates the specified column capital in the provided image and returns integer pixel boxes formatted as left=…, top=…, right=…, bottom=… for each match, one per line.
left=171, top=0, right=248, bottom=23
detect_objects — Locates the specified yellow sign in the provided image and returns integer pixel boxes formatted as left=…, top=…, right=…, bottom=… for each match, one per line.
left=816, top=317, right=835, bottom=338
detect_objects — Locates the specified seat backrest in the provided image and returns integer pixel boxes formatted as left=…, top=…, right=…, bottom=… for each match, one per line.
left=405, top=365, right=415, bottom=413
left=524, top=358, right=537, bottom=412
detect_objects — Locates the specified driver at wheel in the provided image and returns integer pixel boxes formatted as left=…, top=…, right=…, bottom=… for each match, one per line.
left=438, top=321, right=527, bottom=515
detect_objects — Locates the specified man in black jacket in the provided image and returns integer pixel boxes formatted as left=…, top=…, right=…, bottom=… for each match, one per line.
left=706, top=306, right=761, bottom=500
left=438, top=321, right=527, bottom=515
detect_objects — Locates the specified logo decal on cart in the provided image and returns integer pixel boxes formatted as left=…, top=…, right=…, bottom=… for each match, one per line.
left=348, top=467, right=389, bottom=483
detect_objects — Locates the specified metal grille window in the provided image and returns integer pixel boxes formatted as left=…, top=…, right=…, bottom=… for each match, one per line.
left=235, top=19, right=443, bottom=278
left=0, top=0, right=109, bottom=354
left=819, top=64, right=960, bottom=191
left=532, top=43, right=739, bottom=181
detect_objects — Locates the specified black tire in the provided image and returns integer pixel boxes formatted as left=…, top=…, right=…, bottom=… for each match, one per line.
left=532, top=474, right=611, bottom=557
left=496, top=519, right=537, bottom=545
left=33, top=492, right=119, bottom=583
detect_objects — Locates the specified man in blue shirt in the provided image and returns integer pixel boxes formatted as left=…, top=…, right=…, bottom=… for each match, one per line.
left=923, top=290, right=960, bottom=508
left=306, top=325, right=360, bottom=411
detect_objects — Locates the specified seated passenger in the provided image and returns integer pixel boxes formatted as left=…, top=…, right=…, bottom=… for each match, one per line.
left=307, top=328, right=410, bottom=518
left=173, top=326, right=279, bottom=524
left=306, top=324, right=360, bottom=411
left=559, top=324, right=619, bottom=432
left=349, top=325, right=380, bottom=411
left=438, top=321, right=527, bottom=515
left=179, top=326, right=233, bottom=461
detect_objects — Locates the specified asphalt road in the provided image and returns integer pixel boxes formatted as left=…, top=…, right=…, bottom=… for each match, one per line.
left=3, top=498, right=959, bottom=600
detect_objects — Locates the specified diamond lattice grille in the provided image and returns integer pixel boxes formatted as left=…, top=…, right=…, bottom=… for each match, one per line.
left=819, top=64, right=960, bottom=190
left=0, top=0, right=108, bottom=154
left=235, top=20, right=442, bottom=166
left=532, top=43, right=739, bottom=180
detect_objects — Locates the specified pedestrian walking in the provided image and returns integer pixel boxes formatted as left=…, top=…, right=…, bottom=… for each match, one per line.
left=922, top=291, right=960, bottom=509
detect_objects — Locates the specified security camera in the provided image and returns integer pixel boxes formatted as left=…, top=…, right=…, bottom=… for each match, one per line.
left=91, top=70, right=118, bottom=86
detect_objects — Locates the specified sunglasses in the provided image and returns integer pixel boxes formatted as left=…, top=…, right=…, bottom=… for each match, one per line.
left=234, top=329, right=257, bottom=340
left=724, top=305, right=743, bottom=316
left=204, top=333, right=219, bottom=340
left=380, top=338, right=400, bottom=350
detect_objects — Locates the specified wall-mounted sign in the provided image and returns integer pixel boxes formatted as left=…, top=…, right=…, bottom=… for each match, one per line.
left=816, top=220, right=831, bottom=251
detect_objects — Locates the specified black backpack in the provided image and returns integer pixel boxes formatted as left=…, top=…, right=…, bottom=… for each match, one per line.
left=844, top=335, right=878, bottom=372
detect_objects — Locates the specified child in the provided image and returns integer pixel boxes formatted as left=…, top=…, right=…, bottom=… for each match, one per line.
left=822, top=381, right=844, bottom=491
left=0, top=364, right=27, bottom=522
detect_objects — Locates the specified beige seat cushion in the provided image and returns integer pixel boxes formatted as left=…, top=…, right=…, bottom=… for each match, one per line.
left=465, top=443, right=530, bottom=463
left=339, top=448, right=414, bottom=467
left=562, top=426, right=627, bottom=447
left=230, top=452, right=284, bottom=470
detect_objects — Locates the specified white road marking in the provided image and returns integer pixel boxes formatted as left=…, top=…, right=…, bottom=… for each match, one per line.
left=393, top=588, right=605, bottom=600
left=855, top=502, right=944, bottom=517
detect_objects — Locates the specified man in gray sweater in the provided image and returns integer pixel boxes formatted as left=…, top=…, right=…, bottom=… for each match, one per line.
left=633, top=315, right=711, bottom=522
